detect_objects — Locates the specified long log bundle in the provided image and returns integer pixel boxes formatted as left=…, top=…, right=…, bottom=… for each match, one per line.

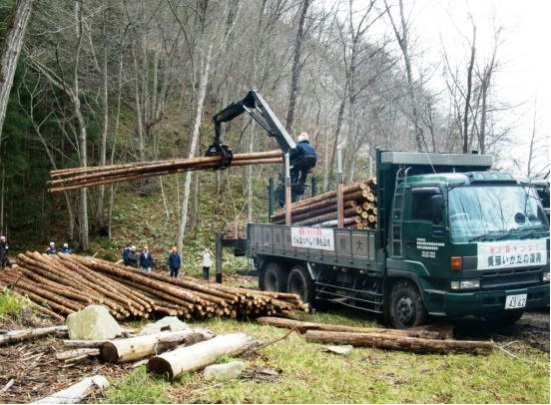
left=48, top=150, right=283, bottom=192
left=270, top=178, right=377, bottom=229
left=0, top=253, right=306, bottom=321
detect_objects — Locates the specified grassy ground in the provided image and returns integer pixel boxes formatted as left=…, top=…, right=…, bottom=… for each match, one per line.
left=102, top=311, right=550, bottom=404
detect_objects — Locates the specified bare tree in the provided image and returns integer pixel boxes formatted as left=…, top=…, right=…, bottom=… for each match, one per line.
left=0, top=0, right=34, bottom=146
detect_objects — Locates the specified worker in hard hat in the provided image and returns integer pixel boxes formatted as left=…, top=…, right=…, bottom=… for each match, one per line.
left=289, top=132, right=317, bottom=201
left=46, top=242, right=56, bottom=255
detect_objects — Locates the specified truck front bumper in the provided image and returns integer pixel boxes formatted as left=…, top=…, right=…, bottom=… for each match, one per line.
left=442, top=284, right=549, bottom=317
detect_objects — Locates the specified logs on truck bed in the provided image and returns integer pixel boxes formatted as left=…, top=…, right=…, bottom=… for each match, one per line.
left=148, top=333, right=254, bottom=380
left=48, top=150, right=283, bottom=192
left=304, top=330, right=494, bottom=355
left=0, top=252, right=306, bottom=322
left=270, top=178, right=378, bottom=229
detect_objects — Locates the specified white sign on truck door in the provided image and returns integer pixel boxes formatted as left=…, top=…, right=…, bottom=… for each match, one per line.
left=291, top=227, right=335, bottom=251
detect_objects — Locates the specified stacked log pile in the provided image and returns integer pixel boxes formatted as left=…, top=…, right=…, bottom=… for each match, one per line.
left=270, top=179, right=377, bottom=229
left=48, top=150, right=283, bottom=192
left=0, top=253, right=305, bottom=321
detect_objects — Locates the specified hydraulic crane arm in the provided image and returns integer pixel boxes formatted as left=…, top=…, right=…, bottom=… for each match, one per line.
left=207, top=90, right=296, bottom=168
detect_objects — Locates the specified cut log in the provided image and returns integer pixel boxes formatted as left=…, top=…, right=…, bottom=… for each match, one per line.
left=304, top=330, right=493, bottom=355
left=255, top=317, right=451, bottom=339
left=100, top=328, right=214, bottom=363
left=56, top=348, right=100, bottom=361
left=32, top=375, right=109, bottom=404
left=148, top=333, right=254, bottom=380
left=0, top=325, right=68, bottom=346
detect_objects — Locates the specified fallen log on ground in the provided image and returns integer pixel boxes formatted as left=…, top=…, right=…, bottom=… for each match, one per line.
left=304, top=330, right=493, bottom=355
left=148, top=333, right=254, bottom=380
left=55, top=348, right=100, bottom=361
left=0, top=325, right=68, bottom=346
left=100, top=328, right=214, bottom=363
left=32, top=375, right=109, bottom=404
left=255, top=317, right=452, bottom=339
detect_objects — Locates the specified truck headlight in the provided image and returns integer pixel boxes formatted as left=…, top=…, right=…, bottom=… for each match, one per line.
left=543, top=272, right=550, bottom=282
left=451, top=280, right=480, bottom=290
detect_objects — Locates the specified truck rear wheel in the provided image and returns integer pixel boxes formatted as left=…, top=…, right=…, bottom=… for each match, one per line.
left=389, top=281, right=428, bottom=329
left=287, top=265, right=314, bottom=304
left=261, top=262, right=287, bottom=292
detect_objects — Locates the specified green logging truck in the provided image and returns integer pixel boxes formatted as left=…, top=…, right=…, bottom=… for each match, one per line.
left=210, top=91, right=550, bottom=329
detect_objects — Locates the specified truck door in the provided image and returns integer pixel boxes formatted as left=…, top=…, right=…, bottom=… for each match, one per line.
left=402, top=187, right=447, bottom=275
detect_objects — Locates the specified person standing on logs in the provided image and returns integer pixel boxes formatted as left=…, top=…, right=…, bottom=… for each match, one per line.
left=200, top=247, right=213, bottom=281
left=0, top=236, right=10, bottom=269
left=167, top=246, right=182, bottom=278
left=46, top=242, right=56, bottom=255
left=140, top=245, right=154, bottom=273
left=127, top=246, right=139, bottom=268
left=290, top=132, right=317, bottom=201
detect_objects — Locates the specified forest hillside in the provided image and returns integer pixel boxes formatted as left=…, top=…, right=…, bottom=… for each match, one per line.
left=0, top=0, right=547, bottom=253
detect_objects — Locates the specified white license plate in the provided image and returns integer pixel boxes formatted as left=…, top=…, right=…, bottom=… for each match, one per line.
left=505, top=294, right=527, bottom=309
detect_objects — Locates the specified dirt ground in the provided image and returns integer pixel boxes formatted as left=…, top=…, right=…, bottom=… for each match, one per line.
left=0, top=292, right=548, bottom=403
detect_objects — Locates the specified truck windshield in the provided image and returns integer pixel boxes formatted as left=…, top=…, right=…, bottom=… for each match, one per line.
left=448, top=185, right=548, bottom=242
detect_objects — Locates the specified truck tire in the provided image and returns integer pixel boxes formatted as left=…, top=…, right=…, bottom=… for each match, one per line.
left=261, top=262, right=287, bottom=292
left=389, top=281, right=428, bottom=329
left=287, top=265, right=314, bottom=305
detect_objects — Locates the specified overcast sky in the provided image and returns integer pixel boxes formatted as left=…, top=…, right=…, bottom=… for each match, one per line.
left=410, top=0, right=550, bottom=175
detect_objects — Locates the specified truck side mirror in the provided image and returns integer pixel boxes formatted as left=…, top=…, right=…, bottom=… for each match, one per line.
left=430, top=194, right=444, bottom=225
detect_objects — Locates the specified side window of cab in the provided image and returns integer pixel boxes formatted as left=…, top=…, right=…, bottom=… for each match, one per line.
left=410, top=187, right=443, bottom=224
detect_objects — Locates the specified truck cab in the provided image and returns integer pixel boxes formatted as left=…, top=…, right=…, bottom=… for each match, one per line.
left=389, top=167, right=549, bottom=327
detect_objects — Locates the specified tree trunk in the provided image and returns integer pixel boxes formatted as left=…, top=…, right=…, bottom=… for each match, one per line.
left=100, top=328, right=214, bottom=363
left=0, top=0, right=34, bottom=145
left=177, top=44, right=213, bottom=253
left=148, top=333, right=253, bottom=380
left=285, top=0, right=310, bottom=132
left=304, top=330, right=493, bottom=355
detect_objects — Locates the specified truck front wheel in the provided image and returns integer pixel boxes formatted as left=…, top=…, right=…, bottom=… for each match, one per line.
left=389, top=281, right=428, bottom=329
left=261, top=262, right=287, bottom=292
left=287, top=265, right=314, bottom=304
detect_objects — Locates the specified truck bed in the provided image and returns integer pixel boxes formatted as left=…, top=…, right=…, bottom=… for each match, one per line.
left=247, top=223, right=385, bottom=273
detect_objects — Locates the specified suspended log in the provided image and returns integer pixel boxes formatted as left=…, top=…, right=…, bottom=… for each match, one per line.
left=304, top=330, right=494, bottom=355
left=148, top=333, right=254, bottom=380
left=32, top=375, right=109, bottom=404
left=100, top=328, right=214, bottom=363
left=0, top=325, right=67, bottom=346
left=255, top=317, right=451, bottom=339
left=48, top=151, right=284, bottom=192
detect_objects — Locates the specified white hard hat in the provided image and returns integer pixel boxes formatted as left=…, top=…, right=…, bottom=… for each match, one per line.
left=63, top=243, right=68, bottom=248
left=131, top=245, right=136, bottom=250
left=50, top=241, right=55, bottom=247
left=297, top=132, right=309, bottom=142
